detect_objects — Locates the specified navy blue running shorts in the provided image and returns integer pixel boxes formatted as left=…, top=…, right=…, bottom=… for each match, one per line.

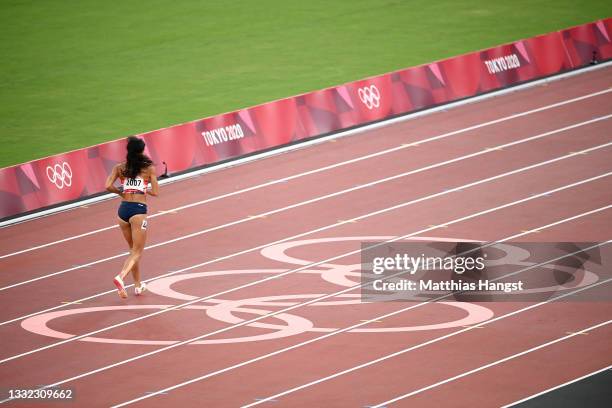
left=118, top=201, right=147, bottom=222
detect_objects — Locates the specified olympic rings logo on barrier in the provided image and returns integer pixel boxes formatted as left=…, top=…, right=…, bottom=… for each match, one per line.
left=358, top=85, right=381, bottom=110
left=20, top=236, right=600, bottom=345
left=45, top=162, right=73, bottom=190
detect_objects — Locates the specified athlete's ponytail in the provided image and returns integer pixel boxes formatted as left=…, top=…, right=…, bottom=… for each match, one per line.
left=124, top=136, right=153, bottom=178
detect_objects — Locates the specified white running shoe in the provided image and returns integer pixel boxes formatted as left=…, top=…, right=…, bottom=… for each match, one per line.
left=135, top=282, right=147, bottom=296
left=113, top=275, right=128, bottom=299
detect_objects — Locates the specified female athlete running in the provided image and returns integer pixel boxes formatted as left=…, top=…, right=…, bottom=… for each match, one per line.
left=105, top=136, right=159, bottom=298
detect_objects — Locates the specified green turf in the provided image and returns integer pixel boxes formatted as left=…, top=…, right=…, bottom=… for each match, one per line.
left=1, top=0, right=610, bottom=167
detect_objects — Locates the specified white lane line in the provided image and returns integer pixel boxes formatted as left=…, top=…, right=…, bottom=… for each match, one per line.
left=109, top=241, right=610, bottom=407
left=372, top=320, right=612, bottom=407
left=1, top=114, right=609, bottom=294
left=244, top=280, right=612, bottom=408
left=4, top=176, right=610, bottom=395
left=0, top=139, right=610, bottom=333
left=500, top=364, right=612, bottom=407
left=4, top=201, right=610, bottom=371
left=2, top=87, right=610, bottom=259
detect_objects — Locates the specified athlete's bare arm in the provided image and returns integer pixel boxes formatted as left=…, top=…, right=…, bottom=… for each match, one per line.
left=148, top=165, right=159, bottom=197
left=105, top=165, right=123, bottom=196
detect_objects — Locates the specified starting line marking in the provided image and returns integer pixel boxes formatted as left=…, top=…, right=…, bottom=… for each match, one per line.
left=360, top=320, right=383, bottom=323
left=428, top=224, right=448, bottom=229
left=60, top=301, right=82, bottom=305
left=565, top=331, right=589, bottom=335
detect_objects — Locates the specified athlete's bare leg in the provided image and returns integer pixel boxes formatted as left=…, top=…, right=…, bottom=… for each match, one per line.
left=118, top=214, right=147, bottom=279
left=115, top=215, right=147, bottom=297
left=118, top=218, right=141, bottom=286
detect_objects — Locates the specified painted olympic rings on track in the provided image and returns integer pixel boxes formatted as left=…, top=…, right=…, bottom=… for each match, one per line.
left=19, top=236, right=598, bottom=345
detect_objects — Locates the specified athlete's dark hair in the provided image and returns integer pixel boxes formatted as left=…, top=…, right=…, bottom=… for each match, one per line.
left=124, top=136, right=153, bottom=178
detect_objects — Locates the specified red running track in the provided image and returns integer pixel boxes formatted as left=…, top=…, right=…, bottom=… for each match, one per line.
left=0, top=65, right=611, bottom=407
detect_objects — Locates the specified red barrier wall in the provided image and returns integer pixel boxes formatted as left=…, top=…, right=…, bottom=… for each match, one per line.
left=1, top=18, right=610, bottom=220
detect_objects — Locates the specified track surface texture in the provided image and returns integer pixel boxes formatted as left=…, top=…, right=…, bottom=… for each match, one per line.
left=0, top=66, right=611, bottom=407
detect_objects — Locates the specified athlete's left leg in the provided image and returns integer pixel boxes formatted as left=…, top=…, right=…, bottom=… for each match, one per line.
left=114, top=218, right=133, bottom=298
left=117, top=217, right=142, bottom=288
left=118, top=218, right=133, bottom=248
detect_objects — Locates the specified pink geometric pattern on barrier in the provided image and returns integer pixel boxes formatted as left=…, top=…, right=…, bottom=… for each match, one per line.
left=596, top=20, right=610, bottom=42
left=515, top=41, right=531, bottom=64
left=0, top=18, right=610, bottom=219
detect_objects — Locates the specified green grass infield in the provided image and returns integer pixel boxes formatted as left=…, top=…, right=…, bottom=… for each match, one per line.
left=1, top=0, right=610, bottom=167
